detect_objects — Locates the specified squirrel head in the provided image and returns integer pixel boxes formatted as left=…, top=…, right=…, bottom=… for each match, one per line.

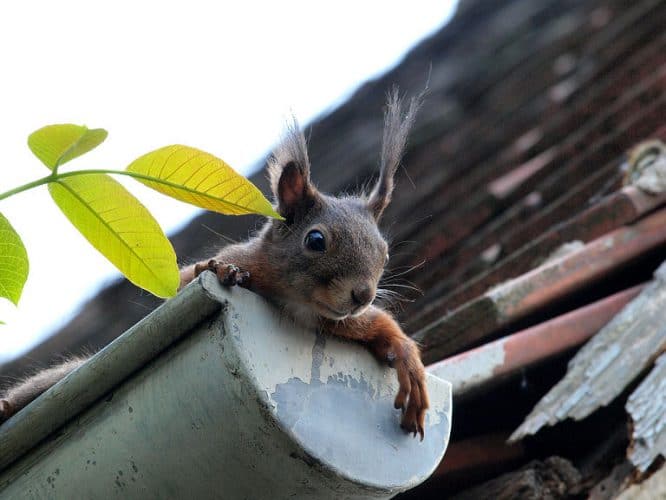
left=263, top=90, right=421, bottom=320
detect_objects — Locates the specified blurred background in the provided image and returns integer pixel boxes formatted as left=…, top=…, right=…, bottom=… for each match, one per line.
left=2, top=0, right=665, bottom=497
left=0, top=1, right=457, bottom=358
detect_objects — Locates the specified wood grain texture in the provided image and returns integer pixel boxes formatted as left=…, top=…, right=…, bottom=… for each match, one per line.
left=415, top=210, right=666, bottom=363
left=626, top=352, right=666, bottom=472
left=510, top=260, right=666, bottom=441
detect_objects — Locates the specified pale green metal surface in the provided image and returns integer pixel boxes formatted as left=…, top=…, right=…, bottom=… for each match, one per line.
left=0, top=272, right=452, bottom=499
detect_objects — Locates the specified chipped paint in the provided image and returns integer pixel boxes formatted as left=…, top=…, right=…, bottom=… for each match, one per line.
left=271, top=374, right=451, bottom=487
left=0, top=273, right=452, bottom=498
left=428, top=285, right=641, bottom=400
left=488, top=208, right=666, bottom=323
left=224, top=278, right=452, bottom=491
left=511, top=261, right=666, bottom=442
left=542, top=240, right=585, bottom=264
left=429, top=341, right=506, bottom=396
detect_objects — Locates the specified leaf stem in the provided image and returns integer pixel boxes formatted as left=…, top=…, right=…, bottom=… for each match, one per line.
left=56, top=169, right=181, bottom=185
left=0, top=168, right=282, bottom=219
left=0, top=174, right=55, bottom=202
left=0, top=169, right=184, bottom=202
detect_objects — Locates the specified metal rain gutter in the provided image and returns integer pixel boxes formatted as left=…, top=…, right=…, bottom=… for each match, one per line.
left=0, top=272, right=452, bottom=499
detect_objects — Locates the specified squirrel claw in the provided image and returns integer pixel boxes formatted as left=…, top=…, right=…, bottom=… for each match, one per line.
left=219, top=264, right=250, bottom=287
left=400, top=419, right=424, bottom=441
left=216, top=262, right=250, bottom=287
left=194, top=260, right=250, bottom=287
left=220, top=264, right=239, bottom=286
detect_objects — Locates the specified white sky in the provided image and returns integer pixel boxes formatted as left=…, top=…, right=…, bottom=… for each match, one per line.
left=0, top=1, right=457, bottom=360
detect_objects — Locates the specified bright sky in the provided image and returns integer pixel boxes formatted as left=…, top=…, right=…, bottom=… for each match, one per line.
left=0, top=1, right=457, bottom=360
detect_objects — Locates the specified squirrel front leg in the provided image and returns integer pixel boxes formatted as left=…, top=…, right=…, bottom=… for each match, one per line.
left=179, top=243, right=255, bottom=290
left=179, top=242, right=277, bottom=298
left=325, top=306, right=429, bottom=439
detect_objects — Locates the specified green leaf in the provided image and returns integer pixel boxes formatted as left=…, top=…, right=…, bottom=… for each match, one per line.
left=127, top=145, right=283, bottom=219
left=49, top=174, right=179, bottom=298
left=0, top=213, right=29, bottom=306
left=28, top=124, right=108, bottom=170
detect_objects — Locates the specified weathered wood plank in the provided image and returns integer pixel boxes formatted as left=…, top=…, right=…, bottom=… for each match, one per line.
left=450, top=457, right=581, bottom=500
left=510, top=261, right=666, bottom=441
left=414, top=210, right=666, bottom=364
left=442, top=184, right=666, bottom=311
left=626, top=352, right=666, bottom=472
left=428, top=286, right=642, bottom=398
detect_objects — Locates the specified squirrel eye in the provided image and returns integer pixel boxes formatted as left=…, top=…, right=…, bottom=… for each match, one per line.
left=385, top=253, right=390, bottom=264
left=304, top=230, right=326, bottom=252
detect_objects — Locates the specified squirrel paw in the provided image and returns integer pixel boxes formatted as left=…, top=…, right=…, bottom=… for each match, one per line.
left=372, top=332, right=429, bottom=440
left=392, top=345, right=429, bottom=441
left=195, top=260, right=250, bottom=287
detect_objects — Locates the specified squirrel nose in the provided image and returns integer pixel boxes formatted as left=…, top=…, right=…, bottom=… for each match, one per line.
left=351, top=286, right=373, bottom=307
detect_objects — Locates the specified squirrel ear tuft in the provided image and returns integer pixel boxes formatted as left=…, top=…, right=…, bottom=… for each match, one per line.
left=269, top=118, right=317, bottom=221
left=368, top=88, right=422, bottom=220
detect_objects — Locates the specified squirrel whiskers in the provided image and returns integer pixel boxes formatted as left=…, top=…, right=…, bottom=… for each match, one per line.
left=1, top=89, right=430, bottom=439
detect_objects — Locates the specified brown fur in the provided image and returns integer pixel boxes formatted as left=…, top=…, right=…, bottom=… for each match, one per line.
left=184, top=91, right=429, bottom=438
left=0, top=356, right=87, bottom=422
left=1, top=91, right=428, bottom=437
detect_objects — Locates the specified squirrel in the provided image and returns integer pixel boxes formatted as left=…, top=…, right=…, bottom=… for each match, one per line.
left=0, top=90, right=429, bottom=439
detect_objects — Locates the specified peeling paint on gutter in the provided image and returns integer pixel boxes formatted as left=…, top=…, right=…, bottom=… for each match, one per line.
left=0, top=272, right=452, bottom=499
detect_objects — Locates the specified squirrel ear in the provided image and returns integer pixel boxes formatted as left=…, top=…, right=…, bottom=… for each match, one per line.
left=269, top=118, right=317, bottom=221
left=274, top=161, right=317, bottom=220
left=368, top=88, right=422, bottom=220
